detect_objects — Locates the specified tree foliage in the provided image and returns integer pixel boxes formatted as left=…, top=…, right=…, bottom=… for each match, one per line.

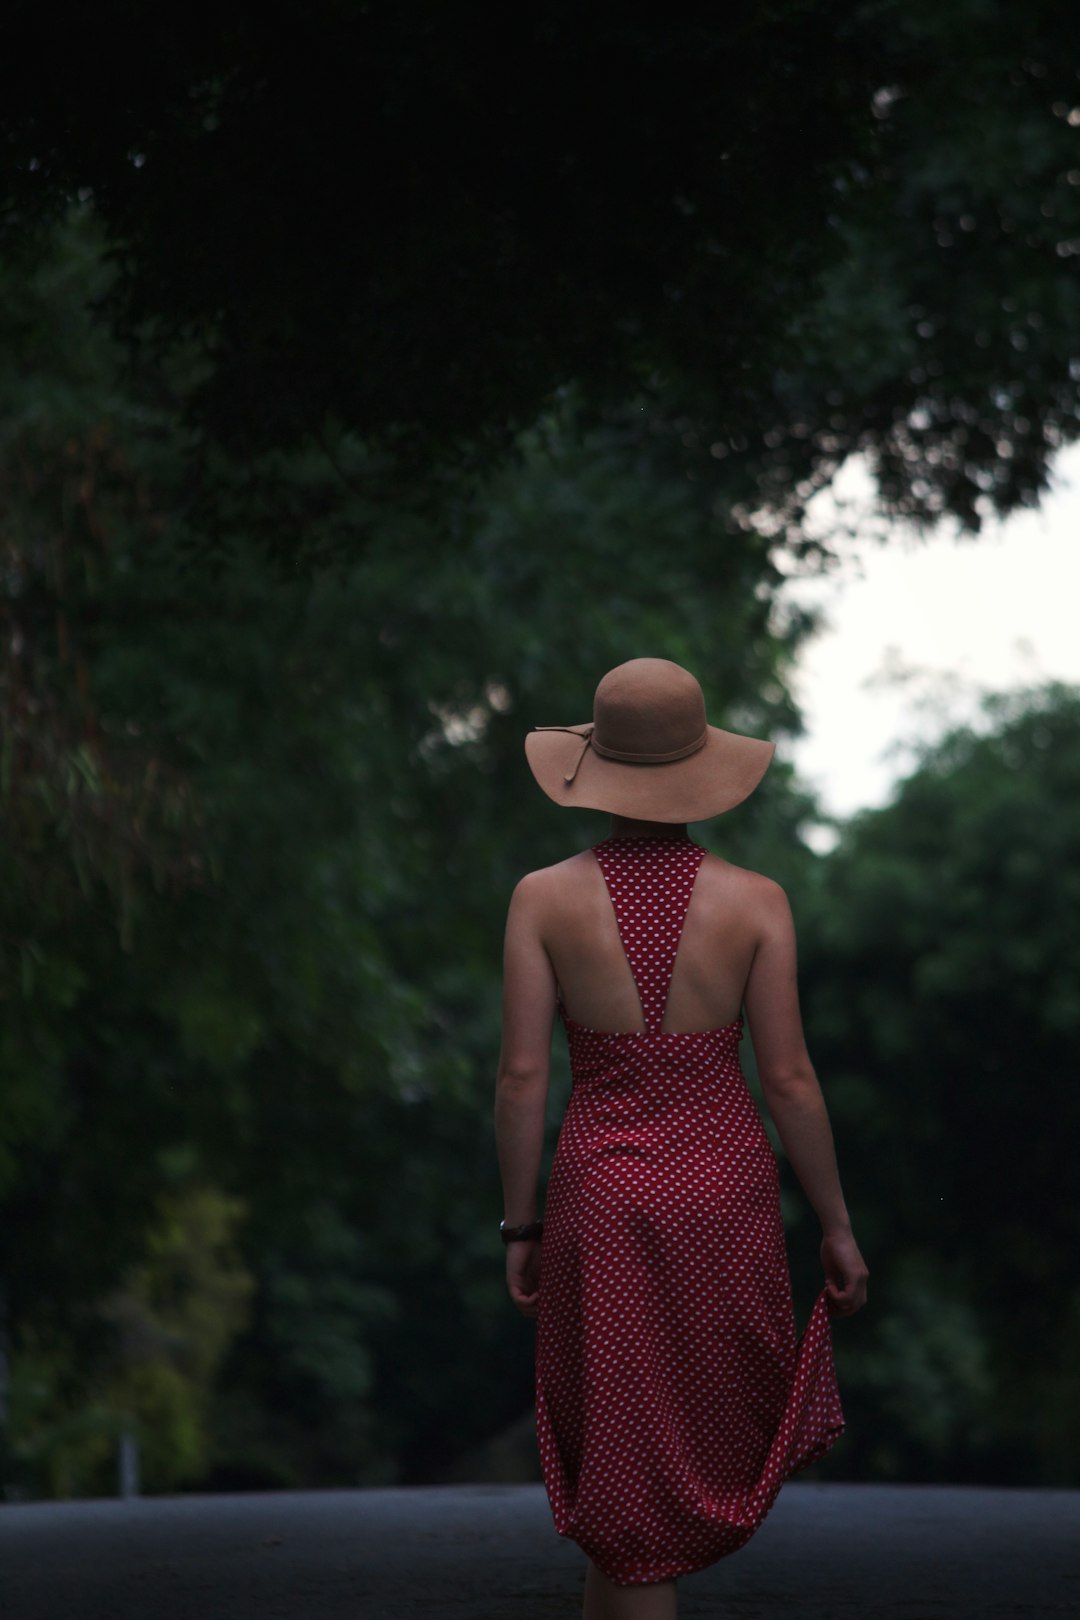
left=796, top=685, right=1080, bottom=1483
left=2, top=4, right=1079, bottom=1496
left=0, top=217, right=813, bottom=1494
left=0, top=3, right=874, bottom=455
left=1, top=1, right=1078, bottom=535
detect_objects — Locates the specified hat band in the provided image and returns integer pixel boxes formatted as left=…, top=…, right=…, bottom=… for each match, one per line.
left=534, top=724, right=708, bottom=785
left=591, top=729, right=708, bottom=766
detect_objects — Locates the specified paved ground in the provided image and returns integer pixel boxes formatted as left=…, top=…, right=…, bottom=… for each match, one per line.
left=1, top=1481, right=1078, bottom=1620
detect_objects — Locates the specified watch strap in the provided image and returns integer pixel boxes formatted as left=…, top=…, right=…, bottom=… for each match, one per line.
left=500, top=1219, right=544, bottom=1244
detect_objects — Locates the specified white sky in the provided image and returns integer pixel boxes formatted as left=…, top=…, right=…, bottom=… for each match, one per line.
left=774, top=441, right=1080, bottom=828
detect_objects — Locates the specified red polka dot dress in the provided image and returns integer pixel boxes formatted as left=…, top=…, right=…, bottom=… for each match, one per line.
left=535, top=836, right=844, bottom=1585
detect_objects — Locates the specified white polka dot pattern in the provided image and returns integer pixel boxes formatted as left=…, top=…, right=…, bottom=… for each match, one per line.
left=535, top=836, right=845, bottom=1586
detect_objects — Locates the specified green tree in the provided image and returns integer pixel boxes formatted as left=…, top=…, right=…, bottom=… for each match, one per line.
left=10, top=1186, right=253, bottom=1495
left=0, top=217, right=816, bottom=1493
left=2, top=2, right=1076, bottom=532
left=797, top=684, right=1080, bottom=1484
left=5, top=0, right=1079, bottom=1483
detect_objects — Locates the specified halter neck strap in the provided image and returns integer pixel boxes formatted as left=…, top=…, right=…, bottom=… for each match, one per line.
left=592, top=837, right=706, bottom=1032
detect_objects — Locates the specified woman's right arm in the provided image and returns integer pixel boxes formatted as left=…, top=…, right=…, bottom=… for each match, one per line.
left=743, top=878, right=869, bottom=1317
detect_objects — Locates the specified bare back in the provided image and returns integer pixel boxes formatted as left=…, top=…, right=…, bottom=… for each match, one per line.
left=531, top=846, right=775, bottom=1035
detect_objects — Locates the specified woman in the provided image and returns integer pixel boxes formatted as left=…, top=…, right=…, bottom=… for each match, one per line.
left=494, top=657, right=868, bottom=1620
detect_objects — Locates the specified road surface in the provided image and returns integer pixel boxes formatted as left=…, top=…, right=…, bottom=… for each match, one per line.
left=2, top=1481, right=1078, bottom=1619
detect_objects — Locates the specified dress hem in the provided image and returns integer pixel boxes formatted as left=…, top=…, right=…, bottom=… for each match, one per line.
left=554, top=1410, right=847, bottom=1586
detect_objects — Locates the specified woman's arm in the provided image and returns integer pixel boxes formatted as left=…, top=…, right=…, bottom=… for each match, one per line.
left=743, top=879, right=869, bottom=1316
left=494, top=872, right=557, bottom=1317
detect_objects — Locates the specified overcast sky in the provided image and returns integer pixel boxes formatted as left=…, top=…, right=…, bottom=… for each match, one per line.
left=775, top=441, right=1080, bottom=829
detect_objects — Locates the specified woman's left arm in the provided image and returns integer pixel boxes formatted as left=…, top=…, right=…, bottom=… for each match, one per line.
left=494, top=872, right=557, bottom=1318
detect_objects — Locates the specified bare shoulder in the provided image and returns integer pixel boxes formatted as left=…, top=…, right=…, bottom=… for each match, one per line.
left=698, top=850, right=786, bottom=895
left=697, top=852, right=792, bottom=924
left=509, top=851, right=596, bottom=913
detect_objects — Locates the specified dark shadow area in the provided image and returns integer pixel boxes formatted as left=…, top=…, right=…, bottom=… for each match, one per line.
left=2, top=1482, right=1078, bottom=1620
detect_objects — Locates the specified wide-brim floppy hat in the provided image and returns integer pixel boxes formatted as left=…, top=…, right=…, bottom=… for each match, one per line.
left=525, top=657, right=775, bottom=822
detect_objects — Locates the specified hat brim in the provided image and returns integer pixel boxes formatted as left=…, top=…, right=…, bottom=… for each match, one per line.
left=524, top=722, right=775, bottom=822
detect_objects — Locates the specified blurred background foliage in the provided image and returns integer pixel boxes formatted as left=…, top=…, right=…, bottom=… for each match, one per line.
left=0, top=0, right=1078, bottom=1496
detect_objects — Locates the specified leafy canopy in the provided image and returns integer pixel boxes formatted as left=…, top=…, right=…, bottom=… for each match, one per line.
left=2, top=1, right=1078, bottom=536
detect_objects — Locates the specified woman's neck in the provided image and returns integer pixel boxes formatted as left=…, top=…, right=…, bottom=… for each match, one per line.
left=608, top=816, right=690, bottom=840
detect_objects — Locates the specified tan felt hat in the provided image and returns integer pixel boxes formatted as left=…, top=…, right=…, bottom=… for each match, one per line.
left=525, top=658, right=774, bottom=822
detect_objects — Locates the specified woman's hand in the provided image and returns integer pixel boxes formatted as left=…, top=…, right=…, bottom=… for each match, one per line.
left=506, top=1239, right=542, bottom=1319
left=821, top=1229, right=869, bottom=1316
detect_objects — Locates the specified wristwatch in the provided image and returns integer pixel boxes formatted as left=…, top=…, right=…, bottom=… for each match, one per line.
left=500, top=1219, right=544, bottom=1244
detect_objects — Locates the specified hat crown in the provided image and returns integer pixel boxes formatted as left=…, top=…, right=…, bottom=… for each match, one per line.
left=593, top=658, right=707, bottom=757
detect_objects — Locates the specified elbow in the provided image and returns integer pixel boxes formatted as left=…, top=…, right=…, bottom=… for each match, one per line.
left=759, top=1061, right=820, bottom=1104
left=495, top=1062, right=548, bottom=1100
